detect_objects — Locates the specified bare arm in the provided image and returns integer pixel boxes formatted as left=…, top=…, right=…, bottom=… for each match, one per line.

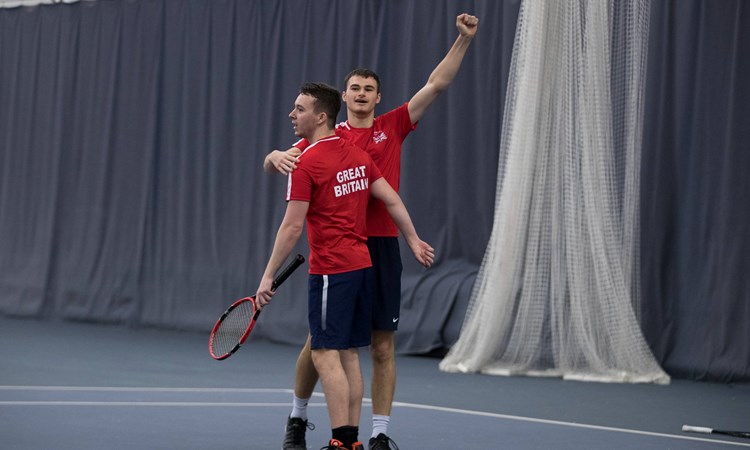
left=263, top=147, right=302, bottom=175
left=255, top=200, right=308, bottom=308
left=407, top=13, right=479, bottom=124
left=370, top=178, right=434, bottom=268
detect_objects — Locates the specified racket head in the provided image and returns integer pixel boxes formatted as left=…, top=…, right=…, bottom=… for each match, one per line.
left=208, top=254, right=305, bottom=360
left=208, top=297, right=259, bottom=360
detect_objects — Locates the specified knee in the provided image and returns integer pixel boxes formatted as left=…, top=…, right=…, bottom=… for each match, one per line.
left=370, top=335, right=394, bottom=364
left=311, top=349, right=331, bottom=372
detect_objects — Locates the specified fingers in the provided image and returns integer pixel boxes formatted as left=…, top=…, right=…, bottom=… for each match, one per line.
left=422, top=246, right=435, bottom=268
left=255, top=293, right=273, bottom=310
left=415, top=242, right=435, bottom=268
left=458, top=13, right=479, bottom=26
left=457, top=13, right=479, bottom=36
left=275, top=154, right=299, bottom=175
left=254, top=286, right=275, bottom=311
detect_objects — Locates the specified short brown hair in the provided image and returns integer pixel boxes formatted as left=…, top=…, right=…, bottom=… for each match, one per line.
left=343, top=68, right=381, bottom=93
left=299, top=82, right=341, bottom=128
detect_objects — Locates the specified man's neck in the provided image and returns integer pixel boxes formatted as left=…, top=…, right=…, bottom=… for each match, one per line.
left=306, top=127, right=336, bottom=144
left=347, top=110, right=375, bottom=128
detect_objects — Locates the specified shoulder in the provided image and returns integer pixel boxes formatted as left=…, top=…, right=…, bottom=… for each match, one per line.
left=301, top=136, right=338, bottom=156
left=375, top=103, right=409, bottom=122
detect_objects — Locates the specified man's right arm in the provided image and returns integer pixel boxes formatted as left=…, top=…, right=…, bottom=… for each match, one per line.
left=254, top=200, right=308, bottom=309
left=263, top=147, right=302, bottom=175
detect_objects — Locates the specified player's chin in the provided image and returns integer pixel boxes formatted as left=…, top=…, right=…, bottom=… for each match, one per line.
left=352, top=102, right=373, bottom=112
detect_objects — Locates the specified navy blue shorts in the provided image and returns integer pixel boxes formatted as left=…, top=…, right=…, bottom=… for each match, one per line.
left=308, top=268, right=372, bottom=350
left=366, top=237, right=403, bottom=331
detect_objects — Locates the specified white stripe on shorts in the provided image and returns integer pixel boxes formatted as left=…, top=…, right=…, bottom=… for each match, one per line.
left=321, top=275, right=329, bottom=331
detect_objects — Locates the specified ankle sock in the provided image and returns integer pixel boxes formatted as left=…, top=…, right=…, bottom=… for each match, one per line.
left=332, top=425, right=359, bottom=447
left=290, top=395, right=309, bottom=420
left=371, top=414, right=390, bottom=438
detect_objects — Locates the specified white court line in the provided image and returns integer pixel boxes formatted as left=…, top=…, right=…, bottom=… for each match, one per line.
left=0, top=386, right=298, bottom=393
left=1, top=386, right=748, bottom=447
left=392, top=401, right=750, bottom=447
left=0, top=401, right=329, bottom=407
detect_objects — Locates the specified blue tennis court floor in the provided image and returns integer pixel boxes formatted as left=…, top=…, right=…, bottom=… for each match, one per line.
left=1, top=316, right=749, bottom=449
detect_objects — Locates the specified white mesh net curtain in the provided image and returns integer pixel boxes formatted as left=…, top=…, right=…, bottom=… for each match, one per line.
left=440, top=0, right=670, bottom=384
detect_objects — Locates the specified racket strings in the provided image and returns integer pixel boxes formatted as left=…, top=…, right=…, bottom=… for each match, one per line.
left=211, top=301, right=255, bottom=357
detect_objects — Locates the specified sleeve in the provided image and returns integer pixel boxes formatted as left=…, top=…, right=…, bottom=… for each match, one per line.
left=380, top=103, right=418, bottom=140
left=368, top=154, right=383, bottom=183
left=293, top=138, right=310, bottom=151
left=286, top=166, right=313, bottom=202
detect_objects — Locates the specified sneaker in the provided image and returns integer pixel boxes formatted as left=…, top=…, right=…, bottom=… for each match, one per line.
left=320, top=439, right=345, bottom=449
left=283, top=416, right=314, bottom=450
left=319, top=439, right=364, bottom=450
left=368, top=433, right=399, bottom=450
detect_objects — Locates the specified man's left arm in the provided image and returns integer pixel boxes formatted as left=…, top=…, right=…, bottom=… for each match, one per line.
left=407, top=13, right=479, bottom=124
left=370, top=178, right=434, bottom=268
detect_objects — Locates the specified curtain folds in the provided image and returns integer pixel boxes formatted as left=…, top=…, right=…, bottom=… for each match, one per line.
left=0, top=0, right=518, bottom=351
left=1, top=0, right=748, bottom=381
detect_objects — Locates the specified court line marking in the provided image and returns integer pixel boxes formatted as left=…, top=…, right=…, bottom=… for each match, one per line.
left=1, top=386, right=748, bottom=447
left=0, top=386, right=298, bottom=393
left=391, top=401, right=750, bottom=447
left=0, top=401, right=329, bottom=407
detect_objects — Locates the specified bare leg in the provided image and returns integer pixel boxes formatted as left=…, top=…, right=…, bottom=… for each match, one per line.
left=370, top=330, right=396, bottom=416
left=283, top=336, right=319, bottom=449
left=340, top=348, right=364, bottom=426
left=294, top=334, right=319, bottom=398
left=312, top=348, right=350, bottom=428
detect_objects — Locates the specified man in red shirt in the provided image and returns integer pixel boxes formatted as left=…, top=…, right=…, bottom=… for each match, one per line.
left=266, top=14, right=478, bottom=450
left=256, top=82, right=433, bottom=450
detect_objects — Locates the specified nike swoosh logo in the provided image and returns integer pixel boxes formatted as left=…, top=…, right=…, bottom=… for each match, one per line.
left=392, top=317, right=399, bottom=323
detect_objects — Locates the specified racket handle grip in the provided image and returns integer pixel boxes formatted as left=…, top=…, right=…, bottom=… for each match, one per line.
left=682, top=425, right=712, bottom=434
left=271, top=254, right=306, bottom=290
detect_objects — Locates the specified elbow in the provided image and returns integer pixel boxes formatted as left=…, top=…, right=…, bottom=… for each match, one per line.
left=285, top=222, right=304, bottom=239
left=427, top=78, right=449, bottom=95
left=434, top=82, right=449, bottom=94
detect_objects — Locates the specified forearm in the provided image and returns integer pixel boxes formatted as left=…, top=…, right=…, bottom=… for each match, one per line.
left=408, top=29, right=476, bottom=123
left=263, top=152, right=277, bottom=173
left=428, top=34, right=474, bottom=92
left=371, top=179, right=434, bottom=268
left=382, top=195, right=419, bottom=244
left=263, top=221, right=304, bottom=280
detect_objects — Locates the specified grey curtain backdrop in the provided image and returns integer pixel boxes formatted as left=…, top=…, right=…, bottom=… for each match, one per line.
left=0, top=0, right=747, bottom=382
left=641, top=0, right=750, bottom=382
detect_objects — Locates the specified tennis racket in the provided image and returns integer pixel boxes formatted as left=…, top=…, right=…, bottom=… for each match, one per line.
left=682, top=425, right=750, bottom=439
left=208, top=254, right=305, bottom=360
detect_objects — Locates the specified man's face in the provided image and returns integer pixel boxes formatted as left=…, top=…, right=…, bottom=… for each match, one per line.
left=342, top=75, right=381, bottom=116
left=289, top=94, right=320, bottom=138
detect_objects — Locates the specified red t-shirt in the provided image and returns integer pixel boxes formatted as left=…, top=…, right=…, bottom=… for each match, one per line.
left=295, top=103, right=417, bottom=237
left=287, top=136, right=383, bottom=274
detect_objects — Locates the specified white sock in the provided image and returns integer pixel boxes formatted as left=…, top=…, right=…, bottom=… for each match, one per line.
left=372, top=415, right=390, bottom=438
left=290, top=395, right=309, bottom=420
